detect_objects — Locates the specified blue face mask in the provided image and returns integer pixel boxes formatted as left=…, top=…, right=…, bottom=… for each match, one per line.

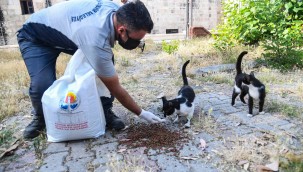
left=118, top=30, right=141, bottom=50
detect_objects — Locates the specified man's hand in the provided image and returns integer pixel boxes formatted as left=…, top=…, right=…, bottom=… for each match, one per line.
left=139, top=109, right=165, bottom=123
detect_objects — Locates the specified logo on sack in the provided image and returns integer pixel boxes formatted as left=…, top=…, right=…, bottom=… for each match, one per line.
left=59, top=91, right=80, bottom=112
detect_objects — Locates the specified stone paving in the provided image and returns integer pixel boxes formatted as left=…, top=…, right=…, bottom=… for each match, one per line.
left=1, top=85, right=302, bottom=172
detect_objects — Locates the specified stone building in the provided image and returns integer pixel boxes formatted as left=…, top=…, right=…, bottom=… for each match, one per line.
left=0, top=0, right=222, bottom=45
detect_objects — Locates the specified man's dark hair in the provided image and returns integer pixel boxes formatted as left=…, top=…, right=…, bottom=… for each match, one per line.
left=116, top=0, right=153, bottom=33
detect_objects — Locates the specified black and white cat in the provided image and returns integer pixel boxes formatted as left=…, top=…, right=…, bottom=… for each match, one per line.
left=232, top=51, right=249, bottom=106
left=231, top=51, right=266, bottom=117
left=160, top=60, right=195, bottom=128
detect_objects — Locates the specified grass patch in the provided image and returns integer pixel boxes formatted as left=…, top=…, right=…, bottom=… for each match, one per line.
left=0, top=129, right=14, bottom=146
left=33, top=132, right=47, bottom=160
left=266, top=100, right=303, bottom=118
left=56, top=53, right=72, bottom=77
left=256, top=68, right=303, bottom=85
left=192, top=108, right=219, bottom=134
left=197, top=73, right=233, bottom=85
left=0, top=51, right=71, bottom=122
left=106, top=154, right=154, bottom=172
left=280, top=153, right=303, bottom=172
left=0, top=128, right=20, bottom=161
left=0, top=51, right=29, bottom=121
left=0, top=49, right=22, bottom=62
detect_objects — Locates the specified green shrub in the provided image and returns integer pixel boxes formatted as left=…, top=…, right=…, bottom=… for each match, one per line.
left=260, top=49, right=303, bottom=71
left=213, top=0, right=303, bottom=70
left=162, top=40, right=179, bottom=54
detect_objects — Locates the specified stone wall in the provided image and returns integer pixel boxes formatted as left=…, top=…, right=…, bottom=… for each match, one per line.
left=0, top=0, right=66, bottom=45
left=0, top=0, right=222, bottom=45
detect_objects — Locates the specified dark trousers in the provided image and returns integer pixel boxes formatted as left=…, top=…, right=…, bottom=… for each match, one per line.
left=17, top=31, right=113, bottom=118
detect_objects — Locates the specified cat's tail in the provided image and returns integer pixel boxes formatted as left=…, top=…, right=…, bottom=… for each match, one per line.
left=236, top=51, right=248, bottom=75
left=182, top=60, right=190, bottom=85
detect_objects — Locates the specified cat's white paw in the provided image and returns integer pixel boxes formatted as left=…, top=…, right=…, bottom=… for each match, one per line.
left=173, top=118, right=179, bottom=123
left=247, top=114, right=253, bottom=117
left=184, top=122, right=191, bottom=128
left=259, top=111, right=265, bottom=115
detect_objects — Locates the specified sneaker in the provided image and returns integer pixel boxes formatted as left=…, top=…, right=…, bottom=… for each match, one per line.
left=23, top=116, right=46, bottom=139
left=104, top=108, right=125, bottom=131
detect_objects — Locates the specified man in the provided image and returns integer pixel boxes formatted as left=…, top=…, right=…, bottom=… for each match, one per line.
left=17, top=0, right=164, bottom=139
left=121, top=0, right=146, bottom=52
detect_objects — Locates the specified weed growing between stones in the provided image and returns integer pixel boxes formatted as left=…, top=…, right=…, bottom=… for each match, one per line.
left=192, top=108, right=219, bottom=134
left=107, top=154, right=154, bottom=172
left=266, top=100, right=303, bottom=119
left=218, top=133, right=279, bottom=171
left=0, top=129, right=14, bottom=147
left=33, top=132, right=47, bottom=160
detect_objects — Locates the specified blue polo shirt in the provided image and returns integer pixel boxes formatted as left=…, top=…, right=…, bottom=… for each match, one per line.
left=20, top=0, right=119, bottom=77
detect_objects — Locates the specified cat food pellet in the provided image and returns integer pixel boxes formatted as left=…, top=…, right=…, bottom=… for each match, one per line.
left=119, top=123, right=188, bottom=154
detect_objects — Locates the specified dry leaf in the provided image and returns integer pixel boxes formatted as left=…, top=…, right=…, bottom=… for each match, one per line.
left=180, top=156, right=199, bottom=160
left=244, top=163, right=250, bottom=170
left=280, top=147, right=289, bottom=154
left=238, top=160, right=249, bottom=166
left=234, top=122, right=241, bottom=127
left=121, top=126, right=129, bottom=131
left=0, top=143, right=19, bottom=159
left=256, top=140, right=267, bottom=146
left=119, top=139, right=131, bottom=142
left=0, top=124, right=5, bottom=130
left=256, top=161, right=279, bottom=172
left=211, top=149, right=223, bottom=156
left=265, top=161, right=279, bottom=171
left=256, top=165, right=274, bottom=172
left=199, top=139, right=206, bottom=151
left=117, top=148, right=127, bottom=153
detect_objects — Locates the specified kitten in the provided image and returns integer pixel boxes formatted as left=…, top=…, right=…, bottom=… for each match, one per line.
left=243, top=71, right=266, bottom=117
left=160, top=60, right=195, bottom=128
left=231, top=51, right=266, bottom=117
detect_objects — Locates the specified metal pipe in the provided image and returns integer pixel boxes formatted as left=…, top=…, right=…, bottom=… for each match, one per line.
left=0, top=26, right=4, bottom=45
left=190, top=0, right=193, bottom=27
left=186, top=0, right=189, bottom=39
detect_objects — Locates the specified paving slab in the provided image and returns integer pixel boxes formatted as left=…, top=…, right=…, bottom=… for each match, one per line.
left=91, top=142, right=123, bottom=165
left=43, top=142, right=69, bottom=154
left=65, top=156, right=93, bottom=172
left=40, top=152, right=69, bottom=172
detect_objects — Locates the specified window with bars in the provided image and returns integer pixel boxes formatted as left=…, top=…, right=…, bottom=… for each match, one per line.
left=20, top=0, right=34, bottom=15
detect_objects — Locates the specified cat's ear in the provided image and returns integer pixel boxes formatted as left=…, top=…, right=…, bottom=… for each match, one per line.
left=161, top=96, right=167, bottom=103
left=245, top=74, right=251, bottom=81
left=250, top=71, right=255, bottom=77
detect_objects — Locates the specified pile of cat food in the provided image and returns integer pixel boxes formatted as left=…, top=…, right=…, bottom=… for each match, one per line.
left=119, top=123, right=188, bottom=153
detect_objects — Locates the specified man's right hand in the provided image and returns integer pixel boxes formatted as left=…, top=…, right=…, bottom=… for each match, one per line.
left=139, top=109, right=165, bottom=123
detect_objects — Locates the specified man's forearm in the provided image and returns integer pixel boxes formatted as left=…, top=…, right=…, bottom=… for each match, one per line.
left=99, top=74, right=142, bottom=116
left=112, top=87, right=142, bottom=116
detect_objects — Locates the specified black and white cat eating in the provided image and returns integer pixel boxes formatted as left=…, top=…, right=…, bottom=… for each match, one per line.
left=160, top=60, right=196, bottom=128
